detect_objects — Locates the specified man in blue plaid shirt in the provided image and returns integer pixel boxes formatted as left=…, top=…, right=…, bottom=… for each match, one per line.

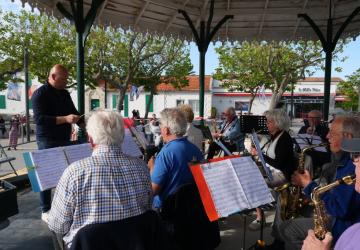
left=48, top=110, right=153, bottom=249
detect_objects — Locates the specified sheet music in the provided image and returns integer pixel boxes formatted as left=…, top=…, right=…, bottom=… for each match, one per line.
left=30, top=147, right=68, bottom=191
left=230, top=157, right=274, bottom=208
left=295, top=134, right=327, bottom=152
left=214, top=140, right=232, bottom=156
left=251, top=132, right=273, bottom=180
left=201, top=160, right=249, bottom=217
left=122, top=129, right=143, bottom=157
left=130, top=126, right=149, bottom=149
left=63, top=143, right=92, bottom=164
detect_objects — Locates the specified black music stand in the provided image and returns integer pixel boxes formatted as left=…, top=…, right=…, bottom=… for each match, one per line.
left=240, top=115, right=269, bottom=135
left=247, top=208, right=266, bottom=250
left=194, top=124, right=213, bottom=141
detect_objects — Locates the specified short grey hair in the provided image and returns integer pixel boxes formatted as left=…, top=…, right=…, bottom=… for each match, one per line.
left=335, top=115, right=360, bottom=138
left=227, top=107, right=236, bottom=116
left=86, top=110, right=125, bottom=146
left=160, top=108, right=187, bottom=136
left=264, top=109, right=290, bottom=131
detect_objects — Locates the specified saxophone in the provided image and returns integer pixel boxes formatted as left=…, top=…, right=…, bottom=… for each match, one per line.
left=276, top=143, right=328, bottom=220
left=312, top=175, right=356, bottom=239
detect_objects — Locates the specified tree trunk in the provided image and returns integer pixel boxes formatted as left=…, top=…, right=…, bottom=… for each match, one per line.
left=144, top=90, right=155, bottom=119
left=269, top=90, right=284, bottom=110
left=358, top=85, right=360, bottom=112
left=116, top=75, right=132, bottom=112
left=248, top=95, right=256, bottom=114
left=116, top=87, right=126, bottom=112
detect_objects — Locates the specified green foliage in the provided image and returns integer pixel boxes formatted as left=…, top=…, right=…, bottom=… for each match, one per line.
left=0, top=9, right=192, bottom=103
left=336, top=69, right=360, bottom=111
left=88, top=28, right=193, bottom=112
left=214, top=40, right=346, bottom=109
left=0, top=10, right=76, bottom=87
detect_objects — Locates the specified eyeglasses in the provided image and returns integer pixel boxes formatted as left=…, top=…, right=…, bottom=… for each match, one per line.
left=350, top=152, right=360, bottom=163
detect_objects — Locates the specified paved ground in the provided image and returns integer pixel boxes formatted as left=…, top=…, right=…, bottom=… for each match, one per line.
left=0, top=120, right=304, bottom=250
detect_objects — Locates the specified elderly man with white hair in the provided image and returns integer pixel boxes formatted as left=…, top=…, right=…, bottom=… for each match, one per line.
left=149, top=108, right=203, bottom=209
left=48, top=110, right=153, bottom=249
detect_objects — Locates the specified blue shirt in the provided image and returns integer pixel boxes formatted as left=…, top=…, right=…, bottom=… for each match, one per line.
left=151, top=137, right=203, bottom=208
left=32, top=83, right=82, bottom=141
left=304, top=154, right=360, bottom=243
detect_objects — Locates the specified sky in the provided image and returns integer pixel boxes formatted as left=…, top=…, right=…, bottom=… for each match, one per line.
left=1, top=0, right=359, bottom=80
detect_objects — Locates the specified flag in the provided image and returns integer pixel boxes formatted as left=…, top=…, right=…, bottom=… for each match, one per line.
left=136, top=86, right=144, bottom=100
left=259, top=84, right=266, bottom=103
left=130, top=85, right=137, bottom=101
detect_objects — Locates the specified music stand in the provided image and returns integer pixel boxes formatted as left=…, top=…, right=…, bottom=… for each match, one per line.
left=194, top=124, right=213, bottom=141
left=240, top=115, right=269, bottom=134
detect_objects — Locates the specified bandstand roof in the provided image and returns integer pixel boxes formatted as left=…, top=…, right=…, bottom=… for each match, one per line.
left=22, top=0, right=360, bottom=42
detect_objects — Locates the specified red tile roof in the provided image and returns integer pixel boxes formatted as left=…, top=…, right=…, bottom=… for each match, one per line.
left=298, top=77, right=343, bottom=82
left=156, top=75, right=211, bottom=92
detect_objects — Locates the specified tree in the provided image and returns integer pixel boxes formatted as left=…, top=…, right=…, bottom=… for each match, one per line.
left=0, top=10, right=76, bottom=86
left=88, top=28, right=192, bottom=115
left=336, top=69, right=360, bottom=111
left=214, top=42, right=273, bottom=113
left=214, top=41, right=346, bottom=109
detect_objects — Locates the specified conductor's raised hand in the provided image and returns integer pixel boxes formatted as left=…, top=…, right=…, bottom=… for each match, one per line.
left=65, top=114, right=80, bottom=124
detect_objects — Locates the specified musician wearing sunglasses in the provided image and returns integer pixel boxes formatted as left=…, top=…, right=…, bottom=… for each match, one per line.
left=302, top=137, right=360, bottom=250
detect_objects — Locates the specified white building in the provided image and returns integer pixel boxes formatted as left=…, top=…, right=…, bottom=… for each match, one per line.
left=212, top=77, right=343, bottom=118
left=0, top=74, right=343, bottom=119
left=86, top=75, right=212, bottom=118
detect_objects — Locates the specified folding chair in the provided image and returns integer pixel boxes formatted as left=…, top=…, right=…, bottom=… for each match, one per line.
left=0, top=144, right=17, bottom=176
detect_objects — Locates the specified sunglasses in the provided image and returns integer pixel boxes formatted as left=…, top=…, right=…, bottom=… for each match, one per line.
left=350, top=152, right=360, bottom=162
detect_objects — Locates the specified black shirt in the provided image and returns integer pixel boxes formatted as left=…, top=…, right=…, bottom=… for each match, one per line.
left=298, top=122, right=329, bottom=141
left=32, top=82, right=80, bottom=141
left=262, top=131, right=296, bottom=181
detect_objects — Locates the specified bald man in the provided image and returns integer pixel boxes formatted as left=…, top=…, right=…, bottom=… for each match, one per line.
left=299, top=110, right=329, bottom=141
left=32, top=64, right=85, bottom=223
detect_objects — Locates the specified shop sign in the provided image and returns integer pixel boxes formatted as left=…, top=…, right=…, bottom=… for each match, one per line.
left=297, top=87, right=321, bottom=93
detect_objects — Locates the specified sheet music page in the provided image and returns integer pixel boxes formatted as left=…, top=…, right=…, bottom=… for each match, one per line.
left=295, top=134, right=326, bottom=152
left=122, top=129, right=143, bottom=157
left=63, top=143, right=92, bottom=165
left=201, top=159, right=249, bottom=218
left=230, top=157, right=274, bottom=208
left=30, top=147, right=68, bottom=191
left=130, top=126, right=149, bottom=148
left=251, top=132, right=273, bottom=181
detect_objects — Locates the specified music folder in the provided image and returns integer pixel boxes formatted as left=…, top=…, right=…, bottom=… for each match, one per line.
left=190, top=156, right=274, bottom=221
left=23, top=143, right=93, bottom=192
left=23, top=131, right=143, bottom=192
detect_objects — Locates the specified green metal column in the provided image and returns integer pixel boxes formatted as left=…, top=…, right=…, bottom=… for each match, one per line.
left=199, top=21, right=206, bottom=118
left=179, top=0, right=233, bottom=121
left=57, top=0, right=105, bottom=115
left=24, top=47, right=30, bottom=142
left=299, top=4, right=360, bottom=121
left=76, top=32, right=85, bottom=115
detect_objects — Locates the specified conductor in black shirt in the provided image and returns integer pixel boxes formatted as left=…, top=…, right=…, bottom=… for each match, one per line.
left=32, top=64, right=85, bottom=223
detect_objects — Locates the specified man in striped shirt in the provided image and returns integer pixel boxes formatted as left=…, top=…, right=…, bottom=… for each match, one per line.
left=48, top=110, right=152, bottom=249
